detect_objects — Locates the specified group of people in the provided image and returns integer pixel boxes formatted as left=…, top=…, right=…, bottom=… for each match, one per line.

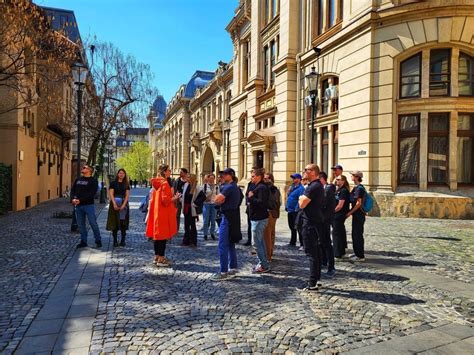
left=71, top=161, right=368, bottom=291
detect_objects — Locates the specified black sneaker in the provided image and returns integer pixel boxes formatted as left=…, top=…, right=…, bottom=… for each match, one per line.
left=203, top=235, right=208, bottom=240
left=119, top=240, right=126, bottom=247
left=211, top=234, right=215, bottom=240
left=95, top=240, right=102, bottom=248
left=76, top=242, right=87, bottom=249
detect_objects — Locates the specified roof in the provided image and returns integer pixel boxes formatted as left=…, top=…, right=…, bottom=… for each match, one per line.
left=184, top=71, right=215, bottom=98
left=126, top=128, right=148, bottom=136
left=152, top=95, right=167, bottom=123
left=40, top=6, right=81, bottom=43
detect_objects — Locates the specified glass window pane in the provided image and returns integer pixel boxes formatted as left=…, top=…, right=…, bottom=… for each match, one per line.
left=318, top=0, right=324, bottom=34
left=400, top=55, right=420, bottom=98
left=457, top=137, right=473, bottom=183
left=430, top=49, right=450, bottom=96
left=459, top=54, right=473, bottom=96
left=458, top=114, right=474, bottom=130
left=400, top=115, right=419, bottom=132
left=429, top=113, right=449, bottom=131
left=322, top=143, right=329, bottom=174
left=428, top=136, right=448, bottom=183
left=329, top=0, right=336, bottom=27
left=399, top=137, right=419, bottom=183
left=312, top=130, right=318, bottom=164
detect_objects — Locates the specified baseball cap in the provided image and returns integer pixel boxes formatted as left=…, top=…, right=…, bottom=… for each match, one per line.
left=219, top=168, right=235, bottom=176
left=290, top=173, right=302, bottom=179
left=331, top=164, right=343, bottom=170
left=350, top=170, right=363, bottom=178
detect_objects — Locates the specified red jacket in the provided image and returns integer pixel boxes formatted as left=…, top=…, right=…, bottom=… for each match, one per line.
left=146, top=177, right=177, bottom=240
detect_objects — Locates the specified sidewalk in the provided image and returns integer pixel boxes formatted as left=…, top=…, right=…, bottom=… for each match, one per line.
left=1, top=188, right=473, bottom=353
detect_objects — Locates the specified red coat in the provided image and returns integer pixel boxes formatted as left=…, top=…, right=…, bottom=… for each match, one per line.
left=145, top=177, right=177, bottom=240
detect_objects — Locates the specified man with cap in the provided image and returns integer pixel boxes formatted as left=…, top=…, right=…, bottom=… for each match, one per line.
left=346, top=170, right=366, bottom=261
left=212, top=168, right=242, bottom=281
left=331, top=164, right=343, bottom=184
left=286, top=173, right=305, bottom=247
left=71, top=165, right=102, bottom=249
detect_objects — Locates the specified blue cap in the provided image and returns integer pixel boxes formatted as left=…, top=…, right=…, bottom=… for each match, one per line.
left=290, top=173, right=302, bottom=179
left=219, top=168, right=235, bottom=176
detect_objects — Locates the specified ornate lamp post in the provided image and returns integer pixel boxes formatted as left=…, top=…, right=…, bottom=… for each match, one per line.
left=70, top=62, right=88, bottom=231
left=305, top=66, right=320, bottom=163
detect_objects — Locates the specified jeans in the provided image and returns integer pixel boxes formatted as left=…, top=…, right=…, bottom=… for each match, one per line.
left=301, top=221, right=322, bottom=286
left=218, top=215, right=237, bottom=273
left=352, top=211, right=366, bottom=258
left=332, top=215, right=347, bottom=257
left=202, top=203, right=217, bottom=236
left=75, top=204, right=101, bottom=244
left=320, top=220, right=335, bottom=272
left=251, top=218, right=269, bottom=269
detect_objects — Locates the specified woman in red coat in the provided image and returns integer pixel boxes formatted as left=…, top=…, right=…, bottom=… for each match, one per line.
left=146, top=164, right=180, bottom=266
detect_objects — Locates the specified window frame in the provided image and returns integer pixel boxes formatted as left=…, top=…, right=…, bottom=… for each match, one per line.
left=457, top=113, right=474, bottom=185
left=400, top=53, right=422, bottom=99
left=398, top=113, right=420, bottom=185
left=459, top=53, right=474, bottom=97
left=427, top=112, right=450, bottom=185
left=429, top=49, right=451, bottom=97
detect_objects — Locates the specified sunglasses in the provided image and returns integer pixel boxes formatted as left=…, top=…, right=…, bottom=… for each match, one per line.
left=304, top=168, right=314, bottom=172
left=335, top=178, right=342, bottom=181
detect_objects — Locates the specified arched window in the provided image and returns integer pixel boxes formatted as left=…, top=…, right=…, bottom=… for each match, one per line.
left=400, top=53, right=421, bottom=98
left=459, top=53, right=474, bottom=96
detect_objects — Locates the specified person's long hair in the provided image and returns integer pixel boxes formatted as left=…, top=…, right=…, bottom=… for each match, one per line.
left=188, top=174, right=197, bottom=194
left=339, top=175, right=350, bottom=191
left=158, top=164, right=172, bottom=186
left=116, top=169, right=130, bottom=189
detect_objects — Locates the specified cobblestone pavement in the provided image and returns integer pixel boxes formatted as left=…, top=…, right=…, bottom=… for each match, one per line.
left=89, top=188, right=472, bottom=354
left=0, top=198, right=104, bottom=353
left=2, top=189, right=473, bottom=354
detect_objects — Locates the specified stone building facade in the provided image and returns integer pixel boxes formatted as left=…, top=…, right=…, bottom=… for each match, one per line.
left=158, top=0, right=474, bottom=218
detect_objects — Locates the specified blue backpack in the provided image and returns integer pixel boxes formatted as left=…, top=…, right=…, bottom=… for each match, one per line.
left=359, top=185, right=373, bottom=214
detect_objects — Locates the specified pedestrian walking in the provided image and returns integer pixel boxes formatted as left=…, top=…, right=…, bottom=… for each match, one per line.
left=244, top=173, right=257, bottom=246
left=248, top=168, right=271, bottom=273
left=298, top=164, right=325, bottom=291
left=181, top=174, right=199, bottom=247
left=263, top=173, right=281, bottom=262
left=146, top=164, right=180, bottom=266
left=202, top=173, right=219, bottom=240
left=333, top=174, right=350, bottom=259
left=173, top=168, right=188, bottom=233
left=71, top=165, right=102, bottom=248
left=347, top=171, right=366, bottom=262
left=212, top=168, right=242, bottom=281
left=106, top=168, right=130, bottom=247
left=286, top=173, right=304, bottom=248
left=319, top=171, right=336, bottom=277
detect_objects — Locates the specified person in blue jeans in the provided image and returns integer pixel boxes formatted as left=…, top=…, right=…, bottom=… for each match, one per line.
left=71, top=165, right=102, bottom=248
left=202, top=173, right=219, bottom=240
left=212, top=168, right=242, bottom=281
left=286, top=173, right=305, bottom=247
left=248, top=168, right=270, bottom=273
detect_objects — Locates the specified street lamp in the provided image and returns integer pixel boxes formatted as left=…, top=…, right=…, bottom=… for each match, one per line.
left=71, top=61, right=88, bottom=232
left=305, top=66, right=320, bottom=163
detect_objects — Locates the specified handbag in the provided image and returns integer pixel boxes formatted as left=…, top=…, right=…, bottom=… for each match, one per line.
left=193, top=190, right=206, bottom=208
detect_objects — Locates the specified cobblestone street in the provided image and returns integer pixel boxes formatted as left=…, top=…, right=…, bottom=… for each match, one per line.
left=1, top=188, right=473, bottom=354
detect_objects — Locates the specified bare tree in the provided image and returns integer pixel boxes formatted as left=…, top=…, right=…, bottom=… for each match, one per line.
left=82, top=40, right=157, bottom=168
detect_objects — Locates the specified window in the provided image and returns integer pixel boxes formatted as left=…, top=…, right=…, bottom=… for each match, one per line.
left=328, top=0, right=336, bottom=28
left=459, top=53, right=474, bottom=96
left=244, top=39, right=251, bottom=84
left=333, top=125, right=339, bottom=165
left=270, top=117, right=275, bottom=126
left=430, top=49, right=450, bottom=96
left=271, top=0, right=278, bottom=18
left=399, top=114, right=420, bottom=184
left=428, top=113, right=449, bottom=184
left=400, top=54, right=421, bottom=98
left=457, top=114, right=474, bottom=184
left=320, top=76, right=339, bottom=115
left=321, top=127, right=329, bottom=173
left=318, top=0, right=324, bottom=35
left=264, top=46, right=269, bottom=90
left=312, top=130, right=318, bottom=164
left=270, top=40, right=276, bottom=88
left=321, top=79, right=330, bottom=115
left=265, top=0, right=278, bottom=24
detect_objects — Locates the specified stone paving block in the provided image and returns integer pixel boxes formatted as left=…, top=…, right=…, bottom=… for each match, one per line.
left=16, top=334, right=58, bottom=354
left=54, top=330, right=92, bottom=351
left=72, top=294, right=100, bottom=306
left=61, top=317, right=95, bottom=332
left=35, top=303, right=70, bottom=321
left=75, top=284, right=101, bottom=295
left=25, top=319, right=64, bottom=337
left=434, top=323, right=474, bottom=339
left=67, top=304, right=97, bottom=318
left=52, top=346, right=90, bottom=355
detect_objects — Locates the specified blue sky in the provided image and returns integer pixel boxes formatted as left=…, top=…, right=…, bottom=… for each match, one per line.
left=37, top=0, right=238, bottom=103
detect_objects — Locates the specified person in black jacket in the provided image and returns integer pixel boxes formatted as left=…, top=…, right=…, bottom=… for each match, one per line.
left=319, top=172, right=336, bottom=277
left=173, top=168, right=188, bottom=232
left=298, top=164, right=325, bottom=291
left=244, top=175, right=256, bottom=246
left=248, top=168, right=271, bottom=273
left=71, top=165, right=102, bottom=248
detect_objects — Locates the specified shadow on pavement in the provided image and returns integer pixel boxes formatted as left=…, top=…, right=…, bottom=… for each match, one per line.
left=322, top=287, right=426, bottom=305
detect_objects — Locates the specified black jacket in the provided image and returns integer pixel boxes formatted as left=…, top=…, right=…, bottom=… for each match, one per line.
left=322, top=183, right=336, bottom=223
left=223, top=208, right=242, bottom=243
left=248, top=182, right=269, bottom=221
left=71, top=176, right=98, bottom=206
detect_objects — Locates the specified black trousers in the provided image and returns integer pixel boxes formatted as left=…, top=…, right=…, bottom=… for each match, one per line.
left=112, top=222, right=127, bottom=239
left=176, top=203, right=182, bottom=233
left=332, top=215, right=347, bottom=257
left=182, top=210, right=197, bottom=246
left=246, top=213, right=252, bottom=244
left=301, top=221, right=323, bottom=286
left=154, top=240, right=167, bottom=256
left=352, top=211, right=366, bottom=258
left=288, top=211, right=303, bottom=246
left=320, top=220, right=335, bottom=271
